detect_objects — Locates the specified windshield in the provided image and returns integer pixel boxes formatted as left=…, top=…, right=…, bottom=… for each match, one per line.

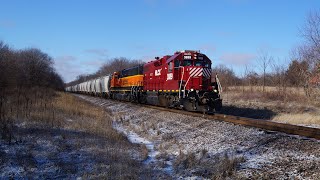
left=204, top=61, right=210, bottom=68
left=194, top=60, right=203, bottom=66
left=182, top=60, right=192, bottom=66
left=195, top=60, right=210, bottom=67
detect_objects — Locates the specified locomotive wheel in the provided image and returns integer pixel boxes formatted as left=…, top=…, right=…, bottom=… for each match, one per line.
left=159, top=95, right=169, bottom=107
left=182, top=99, right=196, bottom=111
left=138, top=94, right=147, bottom=104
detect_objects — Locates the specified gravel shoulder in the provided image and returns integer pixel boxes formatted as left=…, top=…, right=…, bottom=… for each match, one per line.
left=78, top=94, right=320, bottom=179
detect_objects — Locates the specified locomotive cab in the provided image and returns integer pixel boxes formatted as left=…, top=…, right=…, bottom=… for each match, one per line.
left=176, top=51, right=221, bottom=112
left=141, top=50, right=221, bottom=112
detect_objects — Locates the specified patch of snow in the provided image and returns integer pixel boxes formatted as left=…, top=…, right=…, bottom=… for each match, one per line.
left=113, top=122, right=159, bottom=162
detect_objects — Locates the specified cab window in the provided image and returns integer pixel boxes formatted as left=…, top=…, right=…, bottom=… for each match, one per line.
left=183, top=60, right=192, bottom=66
left=174, top=60, right=180, bottom=67
left=194, top=60, right=202, bottom=66
left=204, top=61, right=210, bottom=68
left=168, top=62, right=173, bottom=72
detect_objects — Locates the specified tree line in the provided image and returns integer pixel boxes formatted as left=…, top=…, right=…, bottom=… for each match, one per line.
left=67, top=57, right=142, bottom=86
left=0, top=41, right=64, bottom=143
left=0, top=42, right=64, bottom=91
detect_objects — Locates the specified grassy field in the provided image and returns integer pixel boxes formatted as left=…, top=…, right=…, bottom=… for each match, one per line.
left=0, top=92, right=155, bottom=179
left=221, top=86, right=320, bottom=126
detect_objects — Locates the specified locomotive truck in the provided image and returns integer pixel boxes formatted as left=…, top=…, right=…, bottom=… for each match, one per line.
left=66, top=50, right=222, bottom=113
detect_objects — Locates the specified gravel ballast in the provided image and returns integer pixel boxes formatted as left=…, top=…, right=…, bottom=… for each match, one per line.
left=78, top=94, right=320, bottom=179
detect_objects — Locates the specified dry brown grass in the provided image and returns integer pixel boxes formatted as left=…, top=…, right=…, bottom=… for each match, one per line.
left=273, top=113, right=320, bottom=125
left=52, top=92, right=124, bottom=140
left=174, top=151, right=244, bottom=179
left=221, top=86, right=320, bottom=126
left=225, top=86, right=320, bottom=103
left=224, top=86, right=312, bottom=103
left=227, top=86, right=306, bottom=95
left=1, top=92, right=154, bottom=179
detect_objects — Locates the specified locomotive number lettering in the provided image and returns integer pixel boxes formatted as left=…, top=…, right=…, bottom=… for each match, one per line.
left=184, top=55, right=192, bottom=59
left=155, top=69, right=161, bottom=76
left=167, top=73, right=173, bottom=80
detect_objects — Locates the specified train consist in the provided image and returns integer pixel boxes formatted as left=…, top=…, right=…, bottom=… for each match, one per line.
left=66, top=50, right=222, bottom=113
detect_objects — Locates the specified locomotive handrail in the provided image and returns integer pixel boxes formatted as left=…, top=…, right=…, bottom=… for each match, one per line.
left=184, top=69, right=192, bottom=98
left=179, top=66, right=185, bottom=99
left=215, top=74, right=222, bottom=94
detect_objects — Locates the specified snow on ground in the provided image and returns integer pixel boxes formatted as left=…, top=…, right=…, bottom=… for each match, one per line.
left=78, top=94, right=320, bottom=179
left=0, top=128, right=103, bottom=178
left=0, top=123, right=152, bottom=179
left=113, top=122, right=160, bottom=164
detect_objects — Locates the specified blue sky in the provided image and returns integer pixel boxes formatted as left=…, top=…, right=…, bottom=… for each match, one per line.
left=1, top=0, right=319, bottom=82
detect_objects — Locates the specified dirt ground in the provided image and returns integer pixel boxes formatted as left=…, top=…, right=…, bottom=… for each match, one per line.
left=78, top=94, right=320, bottom=179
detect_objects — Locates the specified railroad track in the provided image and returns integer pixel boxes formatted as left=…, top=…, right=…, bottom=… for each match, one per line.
left=75, top=94, right=320, bottom=140
left=137, top=103, right=320, bottom=140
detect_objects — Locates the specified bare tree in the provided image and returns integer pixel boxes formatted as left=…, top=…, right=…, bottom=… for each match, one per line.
left=301, top=11, right=320, bottom=51
left=271, top=58, right=287, bottom=96
left=286, top=59, right=309, bottom=86
left=297, top=10, right=320, bottom=91
left=257, top=49, right=273, bottom=93
left=97, top=57, right=141, bottom=76
left=212, top=64, right=240, bottom=90
left=242, top=64, right=257, bottom=93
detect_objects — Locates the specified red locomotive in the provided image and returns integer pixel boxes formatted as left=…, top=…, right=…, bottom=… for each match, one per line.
left=67, top=50, right=222, bottom=113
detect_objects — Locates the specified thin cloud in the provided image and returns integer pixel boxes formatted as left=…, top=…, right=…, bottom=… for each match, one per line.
left=258, top=44, right=284, bottom=53
left=84, top=48, right=108, bottom=56
left=54, top=55, right=106, bottom=82
left=144, top=0, right=157, bottom=6
left=54, top=55, right=81, bottom=82
left=227, top=0, right=251, bottom=5
left=198, top=44, right=216, bottom=53
left=83, top=58, right=106, bottom=67
left=220, top=52, right=256, bottom=65
left=214, top=31, right=234, bottom=38
left=55, top=55, right=76, bottom=62
left=0, top=20, right=16, bottom=28
left=168, top=0, right=189, bottom=6
left=140, top=55, right=156, bottom=62
left=143, top=0, right=188, bottom=7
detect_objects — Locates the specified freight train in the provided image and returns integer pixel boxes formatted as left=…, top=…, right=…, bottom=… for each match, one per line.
left=66, top=50, right=222, bottom=113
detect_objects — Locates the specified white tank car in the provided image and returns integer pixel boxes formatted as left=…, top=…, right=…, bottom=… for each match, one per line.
left=84, top=81, right=89, bottom=93
left=94, top=78, right=101, bottom=95
left=100, top=75, right=111, bottom=97
left=79, top=82, right=84, bottom=92
left=90, top=80, right=95, bottom=94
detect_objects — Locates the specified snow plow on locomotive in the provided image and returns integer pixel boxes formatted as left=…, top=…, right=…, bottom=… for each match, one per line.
left=66, top=50, right=222, bottom=113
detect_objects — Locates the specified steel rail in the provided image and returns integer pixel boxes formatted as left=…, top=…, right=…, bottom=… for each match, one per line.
left=75, top=93, right=320, bottom=140
left=137, top=103, right=320, bottom=140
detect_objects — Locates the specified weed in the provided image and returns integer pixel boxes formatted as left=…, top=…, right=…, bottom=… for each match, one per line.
left=174, top=151, right=244, bottom=179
